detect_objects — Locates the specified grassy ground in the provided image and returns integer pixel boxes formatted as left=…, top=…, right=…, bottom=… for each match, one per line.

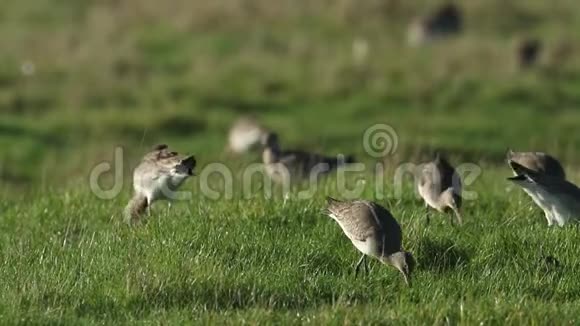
left=3, top=177, right=580, bottom=324
left=3, top=0, right=580, bottom=324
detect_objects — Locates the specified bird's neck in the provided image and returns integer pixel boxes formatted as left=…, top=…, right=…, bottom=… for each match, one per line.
left=263, top=146, right=280, bottom=164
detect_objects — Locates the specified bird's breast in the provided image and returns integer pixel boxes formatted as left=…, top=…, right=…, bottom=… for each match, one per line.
left=350, top=237, right=379, bottom=257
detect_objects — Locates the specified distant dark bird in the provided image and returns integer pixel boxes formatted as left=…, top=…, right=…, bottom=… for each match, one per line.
left=508, top=161, right=580, bottom=226
left=517, top=39, right=542, bottom=68
left=408, top=3, right=463, bottom=46
left=261, top=132, right=355, bottom=185
left=325, top=197, right=415, bottom=285
left=125, top=144, right=196, bottom=225
left=417, top=153, right=463, bottom=224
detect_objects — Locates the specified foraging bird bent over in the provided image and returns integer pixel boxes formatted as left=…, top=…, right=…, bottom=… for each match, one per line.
left=508, top=161, right=580, bottom=227
left=261, top=132, right=355, bottom=185
left=125, top=144, right=196, bottom=225
left=325, top=197, right=415, bottom=285
left=506, top=149, right=565, bottom=179
left=227, top=116, right=269, bottom=155
left=417, top=153, right=463, bottom=224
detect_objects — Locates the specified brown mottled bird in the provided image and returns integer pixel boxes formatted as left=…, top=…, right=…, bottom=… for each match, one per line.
left=325, top=197, right=415, bottom=285
left=125, top=144, right=196, bottom=225
left=261, top=132, right=355, bottom=185
left=417, top=153, right=463, bottom=224
left=508, top=161, right=580, bottom=226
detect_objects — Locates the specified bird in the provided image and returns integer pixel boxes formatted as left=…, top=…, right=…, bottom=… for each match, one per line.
left=517, top=38, right=542, bottom=68
left=125, top=144, right=196, bottom=225
left=506, top=149, right=565, bottom=179
left=506, top=150, right=566, bottom=224
left=324, top=197, right=415, bottom=285
left=226, top=116, right=269, bottom=155
left=407, top=3, right=462, bottom=46
left=507, top=161, right=580, bottom=226
left=417, top=153, right=463, bottom=224
left=261, top=132, right=355, bottom=186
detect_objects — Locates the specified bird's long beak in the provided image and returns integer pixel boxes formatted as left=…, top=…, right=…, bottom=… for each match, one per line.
left=452, top=207, right=463, bottom=225
left=402, top=271, right=411, bottom=287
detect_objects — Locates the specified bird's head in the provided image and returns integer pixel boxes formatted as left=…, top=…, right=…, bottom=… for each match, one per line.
left=175, top=155, right=196, bottom=176
left=324, top=197, right=344, bottom=217
left=260, top=132, right=279, bottom=149
left=383, top=251, right=415, bottom=286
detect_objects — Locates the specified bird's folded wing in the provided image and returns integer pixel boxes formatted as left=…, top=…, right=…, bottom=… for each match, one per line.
left=338, top=206, right=380, bottom=241
left=341, top=218, right=376, bottom=242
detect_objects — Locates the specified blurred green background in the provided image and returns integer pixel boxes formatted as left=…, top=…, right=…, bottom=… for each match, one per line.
left=2, top=0, right=580, bottom=192
left=4, top=2, right=580, bottom=324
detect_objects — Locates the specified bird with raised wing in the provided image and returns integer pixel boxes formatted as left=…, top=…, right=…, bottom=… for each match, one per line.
left=506, top=149, right=565, bottom=179
left=508, top=161, right=580, bottom=226
left=325, top=197, right=415, bottom=285
left=507, top=150, right=567, bottom=225
left=417, top=153, right=463, bottom=224
left=125, top=144, right=196, bottom=225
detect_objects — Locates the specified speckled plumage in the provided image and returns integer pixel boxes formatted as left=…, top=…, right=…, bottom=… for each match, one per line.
left=125, top=144, right=196, bottom=225
left=325, top=197, right=414, bottom=285
left=417, top=153, right=463, bottom=224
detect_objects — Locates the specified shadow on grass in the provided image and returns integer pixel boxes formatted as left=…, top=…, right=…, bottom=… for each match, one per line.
left=526, top=287, right=580, bottom=303
left=415, top=238, right=470, bottom=273
left=125, top=281, right=329, bottom=312
left=33, top=279, right=356, bottom=321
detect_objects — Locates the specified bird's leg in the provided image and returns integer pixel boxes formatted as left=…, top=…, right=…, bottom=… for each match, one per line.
left=544, top=210, right=553, bottom=226
left=355, top=254, right=366, bottom=278
left=283, top=192, right=290, bottom=207
left=424, top=203, right=431, bottom=225
left=364, top=256, right=369, bottom=275
left=448, top=211, right=458, bottom=226
left=146, top=198, right=152, bottom=217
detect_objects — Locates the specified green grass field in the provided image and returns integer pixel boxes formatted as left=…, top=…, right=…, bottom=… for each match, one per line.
left=3, top=0, right=580, bottom=324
